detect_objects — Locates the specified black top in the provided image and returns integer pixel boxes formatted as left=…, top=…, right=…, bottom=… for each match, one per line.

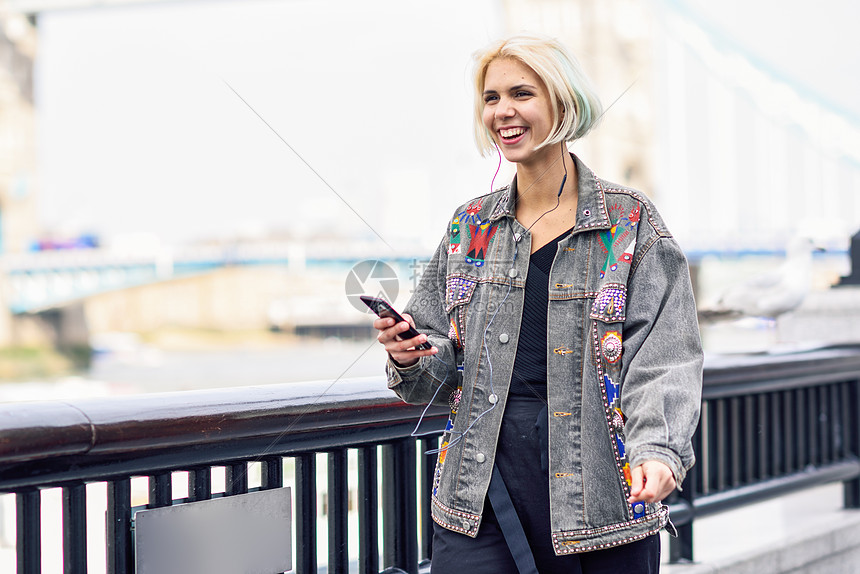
left=509, top=228, right=572, bottom=400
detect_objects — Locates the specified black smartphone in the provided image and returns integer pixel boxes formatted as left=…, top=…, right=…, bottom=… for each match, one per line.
left=360, top=295, right=433, bottom=351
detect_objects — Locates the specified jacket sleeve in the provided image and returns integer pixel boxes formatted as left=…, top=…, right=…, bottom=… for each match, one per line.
left=385, top=235, right=460, bottom=406
left=620, top=236, right=704, bottom=486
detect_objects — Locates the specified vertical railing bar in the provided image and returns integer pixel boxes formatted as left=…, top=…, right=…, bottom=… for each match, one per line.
left=148, top=472, right=172, bottom=508
left=757, top=393, right=768, bottom=480
left=381, top=443, right=396, bottom=568
left=669, top=465, right=695, bottom=563
left=16, top=489, right=40, bottom=574
left=693, top=419, right=705, bottom=495
left=744, top=395, right=755, bottom=484
left=226, top=462, right=249, bottom=496
left=63, top=483, right=88, bottom=574
left=831, top=382, right=842, bottom=459
left=295, top=453, right=318, bottom=574
left=393, top=438, right=419, bottom=574
left=844, top=379, right=860, bottom=509
left=188, top=468, right=212, bottom=501
left=781, top=390, right=793, bottom=474
left=106, top=478, right=133, bottom=574
left=819, top=385, right=831, bottom=464
left=841, top=382, right=852, bottom=460
left=796, top=388, right=807, bottom=470
left=770, top=392, right=782, bottom=478
left=358, top=446, right=379, bottom=574
left=699, top=401, right=710, bottom=494
left=730, top=397, right=741, bottom=487
left=716, top=399, right=728, bottom=492
left=261, top=456, right=284, bottom=490
left=328, top=449, right=349, bottom=574
left=419, top=436, right=438, bottom=563
left=809, top=386, right=819, bottom=466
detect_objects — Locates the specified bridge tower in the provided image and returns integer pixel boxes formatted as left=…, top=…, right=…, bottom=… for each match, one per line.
left=0, top=11, right=39, bottom=255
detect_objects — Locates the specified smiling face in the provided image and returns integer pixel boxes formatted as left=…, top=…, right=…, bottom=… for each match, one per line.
left=481, top=57, right=558, bottom=168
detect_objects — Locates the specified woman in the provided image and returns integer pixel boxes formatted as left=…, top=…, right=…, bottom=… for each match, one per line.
left=374, top=34, right=703, bottom=573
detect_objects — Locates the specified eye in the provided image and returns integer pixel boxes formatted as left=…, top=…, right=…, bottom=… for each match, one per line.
left=484, top=94, right=499, bottom=104
left=515, top=90, right=533, bottom=98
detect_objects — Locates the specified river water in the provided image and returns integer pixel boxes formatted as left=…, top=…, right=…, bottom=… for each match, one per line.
left=0, top=336, right=391, bottom=402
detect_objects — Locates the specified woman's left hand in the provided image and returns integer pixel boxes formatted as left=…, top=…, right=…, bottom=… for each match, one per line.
left=627, top=461, right=676, bottom=503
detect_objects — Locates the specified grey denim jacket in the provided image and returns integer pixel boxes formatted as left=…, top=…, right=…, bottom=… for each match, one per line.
left=386, top=155, right=703, bottom=554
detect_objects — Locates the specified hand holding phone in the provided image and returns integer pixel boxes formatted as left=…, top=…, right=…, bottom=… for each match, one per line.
left=360, top=295, right=433, bottom=351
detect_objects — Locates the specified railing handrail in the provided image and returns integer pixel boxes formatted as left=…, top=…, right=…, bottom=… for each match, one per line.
left=2, top=344, right=859, bottom=493
left=0, top=376, right=449, bottom=490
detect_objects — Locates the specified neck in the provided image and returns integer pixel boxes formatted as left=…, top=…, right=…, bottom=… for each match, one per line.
left=515, top=149, right=576, bottom=209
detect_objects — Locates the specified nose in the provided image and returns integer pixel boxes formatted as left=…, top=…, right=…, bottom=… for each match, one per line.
left=495, top=97, right=515, bottom=120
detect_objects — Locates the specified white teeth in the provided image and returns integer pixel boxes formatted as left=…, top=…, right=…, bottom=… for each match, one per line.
left=500, top=127, right=525, bottom=138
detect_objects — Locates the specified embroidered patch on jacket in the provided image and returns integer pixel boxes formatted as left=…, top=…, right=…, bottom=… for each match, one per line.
left=448, top=316, right=463, bottom=349
left=446, top=277, right=477, bottom=310
left=458, top=199, right=484, bottom=226
left=448, top=216, right=461, bottom=255
left=603, top=374, right=619, bottom=404
left=598, top=202, right=641, bottom=278
left=601, top=331, right=623, bottom=364
left=590, top=284, right=627, bottom=322
left=465, top=222, right=498, bottom=267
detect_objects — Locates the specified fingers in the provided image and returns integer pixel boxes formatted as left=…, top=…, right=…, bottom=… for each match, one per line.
left=627, top=461, right=677, bottom=504
left=628, top=465, right=644, bottom=499
left=371, top=314, right=436, bottom=368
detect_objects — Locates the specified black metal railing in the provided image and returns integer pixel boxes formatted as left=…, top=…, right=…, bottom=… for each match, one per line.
left=1, top=346, right=859, bottom=573
left=667, top=346, right=860, bottom=562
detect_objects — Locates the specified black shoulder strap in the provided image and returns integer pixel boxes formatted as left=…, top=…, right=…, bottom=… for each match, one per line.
left=487, top=466, right=540, bottom=574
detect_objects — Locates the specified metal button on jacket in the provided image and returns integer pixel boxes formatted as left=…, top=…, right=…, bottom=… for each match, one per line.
left=476, top=453, right=486, bottom=463
left=498, top=333, right=509, bottom=344
left=488, top=393, right=498, bottom=404
left=508, top=268, right=518, bottom=278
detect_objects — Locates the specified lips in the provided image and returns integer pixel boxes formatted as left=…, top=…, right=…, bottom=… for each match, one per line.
left=498, top=126, right=527, bottom=145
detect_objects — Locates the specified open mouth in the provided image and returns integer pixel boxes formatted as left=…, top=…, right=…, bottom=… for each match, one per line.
left=499, top=127, right=526, bottom=142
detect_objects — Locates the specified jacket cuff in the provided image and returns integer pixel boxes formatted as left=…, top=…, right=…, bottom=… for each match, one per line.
left=385, top=355, right=424, bottom=389
left=629, top=445, right=687, bottom=488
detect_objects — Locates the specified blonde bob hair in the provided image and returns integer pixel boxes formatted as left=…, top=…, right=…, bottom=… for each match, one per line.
left=472, top=34, right=603, bottom=156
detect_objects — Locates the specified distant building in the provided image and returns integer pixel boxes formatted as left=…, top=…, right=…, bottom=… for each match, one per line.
left=503, top=0, right=860, bottom=252
left=0, top=12, right=39, bottom=254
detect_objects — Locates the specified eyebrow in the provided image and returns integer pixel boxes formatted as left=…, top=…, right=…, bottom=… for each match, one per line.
left=483, top=83, right=538, bottom=96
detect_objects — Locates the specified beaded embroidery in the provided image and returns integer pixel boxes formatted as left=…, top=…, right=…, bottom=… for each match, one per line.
left=591, top=284, right=627, bottom=322
left=601, top=331, right=623, bottom=364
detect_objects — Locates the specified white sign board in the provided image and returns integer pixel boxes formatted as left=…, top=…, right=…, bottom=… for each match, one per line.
left=134, top=487, right=292, bottom=574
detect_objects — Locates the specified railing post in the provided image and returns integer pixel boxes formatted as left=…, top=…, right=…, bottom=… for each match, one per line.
left=62, top=483, right=88, bottom=574
left=845, top=379, right=860, bottom=508
left=188, top=467, right=211, bottom=501
left=106, top=479, right=133, bottom=574
left=261, top=456, right=283, bottom=490
left=358, top=446, right=379, bottom=574
left=419, top=437, right=438, bottom=563
left=295, top=454, right=318, bottom=574
left=16, top=489, right=40, bottom=574
left=669, top=469, right=696, bottom=563
left=148, top=472, right=172, bottom=508
left=226, top=462, right=248, bottom=496
left=328, top=450, right=349, bottom=574
left=382, top=439, right=418, bottom=574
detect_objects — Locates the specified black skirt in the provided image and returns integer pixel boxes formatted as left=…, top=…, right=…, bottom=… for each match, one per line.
left=430, top=394, right=660, bottom=574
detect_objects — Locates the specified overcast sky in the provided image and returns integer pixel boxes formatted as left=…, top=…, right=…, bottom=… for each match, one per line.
left=33, top=0, right=860, bottom=250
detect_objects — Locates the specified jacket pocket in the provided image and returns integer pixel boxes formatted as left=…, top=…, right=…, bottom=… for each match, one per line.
left=445, top=274, right=478, bottom=349
left=589, top=283, right=628, bottom=323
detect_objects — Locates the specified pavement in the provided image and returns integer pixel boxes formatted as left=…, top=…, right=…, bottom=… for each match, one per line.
left=661, top=482, right=860, bottom=573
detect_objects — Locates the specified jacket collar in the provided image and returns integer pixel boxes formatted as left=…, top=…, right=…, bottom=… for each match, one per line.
left=488, top=153, right=611, bottom=232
